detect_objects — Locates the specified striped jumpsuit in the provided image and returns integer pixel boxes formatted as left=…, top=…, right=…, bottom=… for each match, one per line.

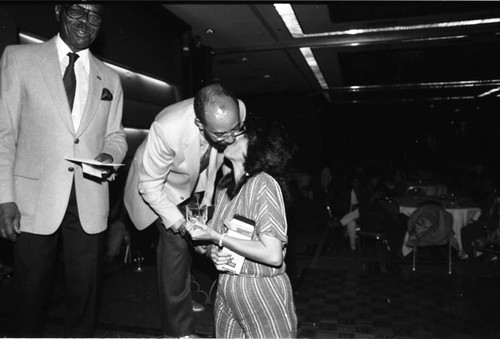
left=210, top=172, right=297, bottom=338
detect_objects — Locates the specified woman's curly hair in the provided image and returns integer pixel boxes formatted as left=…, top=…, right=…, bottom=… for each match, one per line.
left=219, top=117, right=295, bottom=203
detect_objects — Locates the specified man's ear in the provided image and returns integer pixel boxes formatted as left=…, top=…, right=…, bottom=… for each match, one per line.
left=194, top=118, right=203, bottom=130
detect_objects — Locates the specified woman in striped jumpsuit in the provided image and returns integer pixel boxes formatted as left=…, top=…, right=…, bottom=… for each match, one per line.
left=188, top=120, right=297, bottom=338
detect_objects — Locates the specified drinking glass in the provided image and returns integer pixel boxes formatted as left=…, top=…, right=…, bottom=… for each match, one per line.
left=186, top=203, right=208, bottom=228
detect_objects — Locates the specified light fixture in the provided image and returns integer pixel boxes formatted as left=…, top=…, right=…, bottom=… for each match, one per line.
left=273, top=5, right=500, bottom=39
left=299, top=47, right=327, bottom=90
left=274, top=4, right=329, bottom=99
left=477, top=87, right=500, bottom=98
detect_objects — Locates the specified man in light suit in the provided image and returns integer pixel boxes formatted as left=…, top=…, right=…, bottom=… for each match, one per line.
left=124, top=83, right=246, bottom=338
left=0, top=4, right=127, bottom=337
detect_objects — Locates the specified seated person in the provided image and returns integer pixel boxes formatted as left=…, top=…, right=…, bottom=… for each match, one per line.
left=461, top=195, right=500, bottom=257
left=331, top=171, right=388, bottom=251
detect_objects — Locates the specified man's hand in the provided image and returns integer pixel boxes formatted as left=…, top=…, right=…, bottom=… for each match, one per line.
left=94, top=153, right=113, bottom=164
left=94, top=153, right=114, bottom=179
left=0, top=202, right=21, bottom=242
left=173, top=220, right=188, bottom=237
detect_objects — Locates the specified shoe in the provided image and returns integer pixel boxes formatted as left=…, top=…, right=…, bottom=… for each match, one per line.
left=192, top=301, right=205, bottom=312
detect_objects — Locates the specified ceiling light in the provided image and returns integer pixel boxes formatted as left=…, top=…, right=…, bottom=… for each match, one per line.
left=273, top=4, right=304, bottom=36
left=300, top=47, right=328, bottom=90
left=275, top=11, right=500, bottom=39
left=274, top=4, right=329, bottom=95
left=205, top=28, right=214, bottom=34
left=477, top=87, right=500, bottom=98
left=264, top=74, right=271, bottom=78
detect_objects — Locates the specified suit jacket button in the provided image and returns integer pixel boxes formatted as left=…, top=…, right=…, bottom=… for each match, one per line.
left=68, top=167, right=74, bottom=172
left=74, top=138, right=79, bottom=144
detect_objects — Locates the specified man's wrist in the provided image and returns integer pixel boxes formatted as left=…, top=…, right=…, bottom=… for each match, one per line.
left=176, top=220, right=188, bottom=237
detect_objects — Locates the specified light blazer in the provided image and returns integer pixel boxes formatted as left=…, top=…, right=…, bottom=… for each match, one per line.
left=0, top=36, right=127, bottom=235
left=123, top=98, right=246, bottom=230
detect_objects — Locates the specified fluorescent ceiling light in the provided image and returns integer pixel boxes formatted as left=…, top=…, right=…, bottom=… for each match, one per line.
left=274, top=4, right=304, bottom=36
left=300, top=47, right=328, bottom=90
left=275, top=4, right=330, bottom=99
left=273, top=5, right=500, bottom=39
left=477, top=87, right=500, bottom=98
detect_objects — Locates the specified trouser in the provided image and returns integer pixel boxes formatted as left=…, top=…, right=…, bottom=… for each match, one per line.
left=11, top=183, right=104, bottom=337
left=341, top=209, right=359, bottom=250
left=155, top=219, right=193, bottom=337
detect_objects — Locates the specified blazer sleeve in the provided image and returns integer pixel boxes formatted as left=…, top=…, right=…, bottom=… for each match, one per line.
left=0, top=46, right=21, bottom=203
left=102, top=74, right=127, bottom=165
left=138, top=121, right=184, bottom=228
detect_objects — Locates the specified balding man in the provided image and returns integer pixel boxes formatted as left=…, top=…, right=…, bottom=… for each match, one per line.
left=124, top=83, right=246, bottom=338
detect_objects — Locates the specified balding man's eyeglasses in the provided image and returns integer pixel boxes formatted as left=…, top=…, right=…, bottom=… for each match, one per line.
left=205, top=124, right=246, bottom=143
left=64, top=5, right=102, bottom=26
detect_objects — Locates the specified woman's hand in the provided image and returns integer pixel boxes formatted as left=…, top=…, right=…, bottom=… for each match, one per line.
left=187, top=221, right=216, bottom=242
left=206, top=244, right=234, bottom=271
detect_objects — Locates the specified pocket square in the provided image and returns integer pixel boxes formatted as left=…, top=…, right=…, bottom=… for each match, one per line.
left=101, top=88, right=113, bottom=101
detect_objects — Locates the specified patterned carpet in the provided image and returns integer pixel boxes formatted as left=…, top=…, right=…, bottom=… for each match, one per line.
left=2, top=256, right=500, bottom=338
left=295, top=266, right=500, bottom=338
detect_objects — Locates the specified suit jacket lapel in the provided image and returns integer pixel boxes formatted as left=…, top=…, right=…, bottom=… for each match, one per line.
left=77, top=53, right=103, bottom=136
left=38, top=38, right=75, bottom=134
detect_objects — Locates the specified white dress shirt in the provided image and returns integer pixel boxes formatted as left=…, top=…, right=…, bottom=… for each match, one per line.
left=55, top=34, right=90, bottom=131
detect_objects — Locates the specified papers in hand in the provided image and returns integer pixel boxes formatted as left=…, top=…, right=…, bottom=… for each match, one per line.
left=64, top=157, right=124, bottom=179
left=218, top=215, right=255, bottom=275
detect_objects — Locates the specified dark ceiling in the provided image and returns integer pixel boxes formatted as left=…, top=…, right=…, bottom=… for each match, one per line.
left=164, top=2, right=500, bottom=106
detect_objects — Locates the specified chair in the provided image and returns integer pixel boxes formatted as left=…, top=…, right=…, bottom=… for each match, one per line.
left=406, top=202, right=458, bottom=275
left=356, top=196, right=400, bottom=272
left=356, top=228, right=389, bottom=272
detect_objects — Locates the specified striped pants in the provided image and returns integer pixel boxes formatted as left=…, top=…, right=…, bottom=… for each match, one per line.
left=215, top=273, right=297, bottom=338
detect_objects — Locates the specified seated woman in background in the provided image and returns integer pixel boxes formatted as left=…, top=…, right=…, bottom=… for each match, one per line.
left=188, top=119, right=297, bottom=338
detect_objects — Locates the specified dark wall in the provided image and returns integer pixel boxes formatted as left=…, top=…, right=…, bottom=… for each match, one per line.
left=242, top=92, right=327, bottom=172
left=0, top=6, right=21, bottom=52
left=96, top=3, right=189, bottom=90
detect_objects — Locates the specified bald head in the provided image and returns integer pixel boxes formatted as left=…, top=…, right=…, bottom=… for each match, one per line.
left=194, top=84, right=242, bottom=149
left=194, top=84, right=238, bottom=124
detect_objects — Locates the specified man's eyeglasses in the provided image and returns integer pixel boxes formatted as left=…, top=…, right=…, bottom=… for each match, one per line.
left=64, top=5, right=102, bottom=26
left=205, top=124, right=246, bottom=143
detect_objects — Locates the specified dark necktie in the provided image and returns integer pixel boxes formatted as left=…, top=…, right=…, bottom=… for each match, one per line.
left=63, top=52, right=79, bottom=112
left=200, top=146, right=212, bottom=173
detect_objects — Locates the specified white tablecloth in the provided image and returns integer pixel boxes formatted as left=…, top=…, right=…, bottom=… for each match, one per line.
left=399, top=205, right=482, bottom=251
left=406, top=184, right=448, bottom=197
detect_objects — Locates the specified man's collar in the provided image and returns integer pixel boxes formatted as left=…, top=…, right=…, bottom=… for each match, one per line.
left=55, top=34, right=90, bottom=68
